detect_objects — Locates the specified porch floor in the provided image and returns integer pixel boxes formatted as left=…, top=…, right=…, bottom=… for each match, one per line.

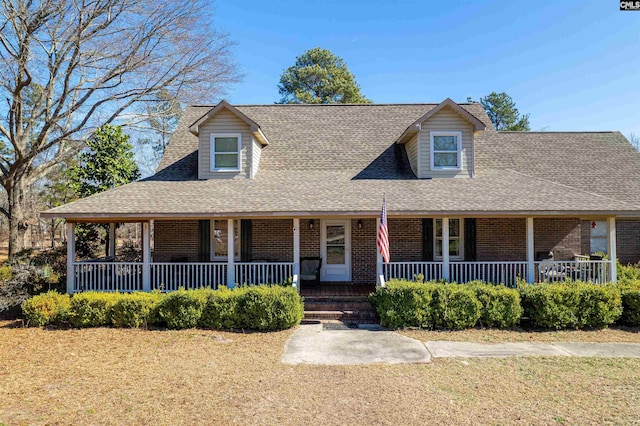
left=300, top=283, right=375, bottom=297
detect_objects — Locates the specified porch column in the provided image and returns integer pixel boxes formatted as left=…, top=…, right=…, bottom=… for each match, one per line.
left=227, top=219, right=235, bottom=288
left=608, top=217, right=617, bottom=283
left=293, top=218, right=300, bottom=291
left=526, top=217, right=535, bottom=283
left=142, top=221, right=151, bottom=291
left=66, top=222, right=75, bottom=294
left=376, top=217, right=385, bottom=286
left=108, top=223, right=116, bottom=258
left=442, top=217, right=450, bottom=281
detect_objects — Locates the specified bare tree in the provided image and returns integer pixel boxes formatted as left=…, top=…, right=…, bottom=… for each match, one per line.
left=0, top=0, right=239, bottom=257
left=628, top=133, right=640, bottom=151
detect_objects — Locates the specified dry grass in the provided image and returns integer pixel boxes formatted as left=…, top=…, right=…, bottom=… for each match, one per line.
left=1, top=321, right=639, bottom=425
left=399, top=327, right=640, bottom=344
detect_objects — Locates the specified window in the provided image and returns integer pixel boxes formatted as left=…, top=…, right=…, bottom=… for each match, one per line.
left=210, top=133, right=241, bottom=171
left=211, top=220, right=240, bottom=261
left=430, top=131, right=462, bottom=170
left=590, top=220, right=608, bottom=255
left=434, top=218, right=464, bottom=260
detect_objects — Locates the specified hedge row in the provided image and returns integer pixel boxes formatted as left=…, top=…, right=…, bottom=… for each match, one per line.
left=22, top=286, right=304, bottom=331
left=369, top=280, right=522, bottom=330
left=370, top=279, right=637, bottom=330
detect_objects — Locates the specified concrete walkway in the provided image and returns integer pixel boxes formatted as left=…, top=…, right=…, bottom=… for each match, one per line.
left=282, top=324, right=640, bottom=365
left=282, top=323, right=431, bottom=365
left=426, top=341, right=640, bottom=358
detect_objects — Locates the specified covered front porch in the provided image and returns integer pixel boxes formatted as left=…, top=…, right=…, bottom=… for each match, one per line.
left=64, top=215, right=619, bottom=293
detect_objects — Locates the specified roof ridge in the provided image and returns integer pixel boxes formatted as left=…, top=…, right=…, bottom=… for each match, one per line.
left=188, top=103, right=482, bottom=108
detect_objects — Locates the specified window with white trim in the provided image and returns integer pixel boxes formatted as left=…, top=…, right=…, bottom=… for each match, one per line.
left=210, top=133, right=241, bottom=171
left=211, top=219, right=240, bottom=261
left=434, top=218, right=464, bottom=260
left=430, top=131, right=462, bottom=170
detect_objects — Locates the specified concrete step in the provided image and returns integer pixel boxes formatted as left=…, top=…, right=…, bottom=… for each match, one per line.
left=303, top=310, right=378, bottom=322
left=304, top=301, right=375, bottom=312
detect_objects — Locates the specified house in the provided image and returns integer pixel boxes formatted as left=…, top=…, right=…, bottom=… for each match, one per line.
left=41, top=98, right=640, bottom=294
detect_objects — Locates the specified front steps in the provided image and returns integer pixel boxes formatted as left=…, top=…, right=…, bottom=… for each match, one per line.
left=303, top=296, right=378, bottom=323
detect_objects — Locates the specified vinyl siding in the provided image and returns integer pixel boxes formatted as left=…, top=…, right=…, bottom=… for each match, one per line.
left=251, top=138, right=262, bottom=178
left=198, top=109, right=251, bottom=179
left=418, top=107, right=474, bottom=178
left=405, top=134, right=419, bottom=177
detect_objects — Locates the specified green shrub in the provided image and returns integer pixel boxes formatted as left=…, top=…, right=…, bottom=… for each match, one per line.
left=234, top=286, right=304, bottom=331
left=68, top=292, right=119, bottom=327
left=370, top=280, right=481, bottom=330
left=518, top=281, right=622, bottom=329
left=468, top=282, right=522, bottom=328
left=157, top=288, right=208, bottom=329
left=111, top=292, right=163, bottom=328
left=431, top=284, right=481, bottom=330
left=620, top=288, right=640, bottom=326
left=21, top=291, right=70, bottom=326
left=198, top=287, right=241, bottom=330
left=369, top=280, right=433, bottom=329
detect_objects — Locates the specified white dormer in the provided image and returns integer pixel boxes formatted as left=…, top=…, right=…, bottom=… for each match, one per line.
left=189, top=100, right=269, bottom=180
left=397, top=98, right=485, bottom=179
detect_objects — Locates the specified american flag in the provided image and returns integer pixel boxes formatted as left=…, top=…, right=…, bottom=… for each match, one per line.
left=377, top=196, right=390, bottom=264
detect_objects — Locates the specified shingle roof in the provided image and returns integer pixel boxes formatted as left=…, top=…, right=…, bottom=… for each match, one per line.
left=42, top=103, right=640, bottom=219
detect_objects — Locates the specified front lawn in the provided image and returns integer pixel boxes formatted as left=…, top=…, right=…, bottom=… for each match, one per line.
left=1, top=322, right=639, bottom=425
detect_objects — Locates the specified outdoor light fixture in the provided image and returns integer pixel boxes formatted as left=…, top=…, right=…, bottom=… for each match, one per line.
left=309, top=219, right=315, bottom=230
left=357, top=219, right=363, bottom=229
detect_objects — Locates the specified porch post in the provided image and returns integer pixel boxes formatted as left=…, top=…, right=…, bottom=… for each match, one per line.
left=142, top=221, right=151, bottom=291
left=442, top=217, right=450, bottom=281
left=227, top=219, right=235, bottom=288
left=526, top=217, right=535, bottom=283
left=608, top=217, right=617, bottom=283
left=376, top=217, right=385, bottom=286
left=108, top=223, right=116, bottom=258
left=293, top=218, right=300, bottom=291
left=66, top=222, right=75, bottom=294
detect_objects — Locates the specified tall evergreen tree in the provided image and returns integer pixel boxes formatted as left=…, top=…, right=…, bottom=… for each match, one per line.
left=278, top=48, right=371, bottom=104
left=478, top=92, right=530, bottom=131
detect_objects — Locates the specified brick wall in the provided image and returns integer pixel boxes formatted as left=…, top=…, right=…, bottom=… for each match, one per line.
left=300, top=219, right=320, bottom=258
left=153, top=220, right=200, bottom=262
left=617, top=220, right=640, bottom=264
left=388, top=218, right=423, bottom=261
left=351, top=218, right=376, bottom=284
left=580, top=220, right=591, bottom=256
left=476, top=218, right=526, bottom=261
left=534, top=218, right=582, bottom=260
left=251, top=219, right=292, bottom=262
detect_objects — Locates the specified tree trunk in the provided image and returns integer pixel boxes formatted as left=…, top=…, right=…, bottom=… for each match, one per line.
left=7, top=180, right=29, bottom=258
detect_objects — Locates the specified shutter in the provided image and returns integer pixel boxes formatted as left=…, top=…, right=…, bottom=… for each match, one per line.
left=198, top=220, right=210, bottom=262
left=241, top=219, right=252, bottom=262
left=422, top=219, right=434, bottom=261
left=464, top=218, right=477, bottom=261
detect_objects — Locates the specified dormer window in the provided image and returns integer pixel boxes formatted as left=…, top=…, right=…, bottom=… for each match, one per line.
left=210, top=133, right=241, bottom=172
left=430, top=131, right=462, bottom=170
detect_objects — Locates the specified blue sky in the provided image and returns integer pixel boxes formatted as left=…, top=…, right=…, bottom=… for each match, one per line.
left=213, top=0, right=640, bottom=137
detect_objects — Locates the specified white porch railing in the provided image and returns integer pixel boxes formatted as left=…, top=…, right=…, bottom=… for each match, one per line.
left=73, top=262, right=143, bottom=292
left=151, top=263, right=227, bottom=291
left=535, top=260, right=610, bottom=284
left=384, top=262, right=443, bottom=282
left=384, top=260, right=612, bottom=286
left=450, top=262, right=528, bottom=286
left=235, top=262, right=294, bottom=285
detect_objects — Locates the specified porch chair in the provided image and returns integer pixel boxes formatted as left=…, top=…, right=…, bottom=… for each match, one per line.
left=537, top=253, right=567, bottom=282
left=300, top=257, right=322, bottom=287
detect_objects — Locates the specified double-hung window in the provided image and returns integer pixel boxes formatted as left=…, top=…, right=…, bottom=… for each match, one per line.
left=210, top=133, right=241, bottom=172
left=430, top=131, right=462, bottom=170
left=434, top=218, right=463, bottom=260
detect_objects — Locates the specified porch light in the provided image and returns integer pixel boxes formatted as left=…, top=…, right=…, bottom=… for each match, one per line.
left=309, top=219, right=315, bottom=230
left=357, top=219, right=363, bottom=229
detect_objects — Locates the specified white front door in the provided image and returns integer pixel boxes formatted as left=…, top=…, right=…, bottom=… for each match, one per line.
left=320, top=219, right=351, bottom=282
